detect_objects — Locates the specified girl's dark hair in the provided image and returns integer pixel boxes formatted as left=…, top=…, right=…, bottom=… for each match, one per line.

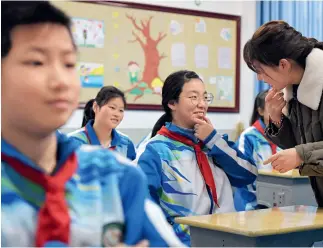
left=151, top=70, right=201, bottom=137
left=244, top=20, right=323, bottom=73
left=81, top=86, right=126, bottom=127
left=2, top=1, right=74, bottom=58
left=250, top=90, right=268, bottom=125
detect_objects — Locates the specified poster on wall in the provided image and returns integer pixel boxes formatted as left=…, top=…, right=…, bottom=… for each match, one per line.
left=214, top=76, right=234, bottom=101
left=78, top=62, right=104, bottom=88
left=71, top=18, right=105, bottom=48
left=53, top=1, right=240, bottom=112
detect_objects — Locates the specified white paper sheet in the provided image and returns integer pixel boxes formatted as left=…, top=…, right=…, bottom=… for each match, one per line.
left=195, top=44, right=209, bottom=68
left=171, top=43, right=186, bottom=67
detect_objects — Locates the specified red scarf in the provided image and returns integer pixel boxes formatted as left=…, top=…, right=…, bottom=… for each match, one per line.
left=2, top=153, right=77, bottom=247
left=252, top=120, right=277, bottom=154
left=158, top=126, right=219, bottom=208
left=84, top=126, right=116, bottom=150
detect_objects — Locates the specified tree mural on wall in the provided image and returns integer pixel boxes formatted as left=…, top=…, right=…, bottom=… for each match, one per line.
left=125, top=14, right=167, bottom=101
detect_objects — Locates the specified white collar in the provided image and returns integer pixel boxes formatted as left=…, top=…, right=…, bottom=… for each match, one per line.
left=284, top=48, right=323, bottom=110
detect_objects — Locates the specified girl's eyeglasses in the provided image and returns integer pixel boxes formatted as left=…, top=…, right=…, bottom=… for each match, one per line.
left=186, top=93, right=214, bottom=106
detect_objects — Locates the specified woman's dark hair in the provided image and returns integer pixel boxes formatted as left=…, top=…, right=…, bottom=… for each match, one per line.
left=2, top=1, right=74, bottom=58
left=151, top=70, right=201, bottom=137
left=250, top=90, right=268, bottom=125
left=82, top=86, right=126, bottom=127
left=244, top=20, right=323, bottom=73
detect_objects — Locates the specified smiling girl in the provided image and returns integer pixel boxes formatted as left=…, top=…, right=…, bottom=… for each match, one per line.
left=135, top=70, right=257, bottom=246
left=69, top=86, right=136, bottom=160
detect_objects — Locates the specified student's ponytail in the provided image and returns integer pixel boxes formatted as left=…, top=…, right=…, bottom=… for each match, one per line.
left=249, top=90, right=268, bottom=126
left=250, top=97, right=260, bottom=126
left=81, top=99, right=95, bottom=127
left=151, top=113, right=172, bottom=138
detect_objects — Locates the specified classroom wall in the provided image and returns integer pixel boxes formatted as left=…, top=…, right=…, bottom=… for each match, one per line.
left=61, top=0, right=257, bottom=142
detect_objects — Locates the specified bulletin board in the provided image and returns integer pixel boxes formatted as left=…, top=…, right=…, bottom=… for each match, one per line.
left=52, top=1, right=241, bottom=112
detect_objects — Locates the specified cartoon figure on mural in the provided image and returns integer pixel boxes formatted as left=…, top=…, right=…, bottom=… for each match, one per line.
left=128, top=61, right=140, bottom=84
left=125, top=14, right=167, bottom=101
left=151, top=77, right=163, bottom=94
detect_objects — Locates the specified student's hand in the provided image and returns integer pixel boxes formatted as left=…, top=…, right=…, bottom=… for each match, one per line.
left=193, top=116, right=214, bottom=141
left=117, top=240, right=149, bottom=247
left=263, top=148, right=303, bottom=173
left=265, top=88, right=286, bottom=123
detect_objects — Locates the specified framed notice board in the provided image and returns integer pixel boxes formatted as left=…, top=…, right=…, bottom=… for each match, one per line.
left=52, top=1, right=241, bottom=112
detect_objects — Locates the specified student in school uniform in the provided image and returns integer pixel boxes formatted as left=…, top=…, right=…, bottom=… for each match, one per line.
left=1, top=2, right=184, bottom=247
left=135, top=70, right=258, bottom=246
left=68, top=86, right=136, bottom=160
left=234, top=90, right=282, bottom=211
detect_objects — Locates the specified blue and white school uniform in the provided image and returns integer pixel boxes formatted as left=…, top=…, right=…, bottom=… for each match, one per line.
left=234, top=119, right=282, bottom=211
left=68, top=120, right=136, bottom=160
left=135, top=122, right=257, bottom=246
left=1, top=132, right=184, bottom=247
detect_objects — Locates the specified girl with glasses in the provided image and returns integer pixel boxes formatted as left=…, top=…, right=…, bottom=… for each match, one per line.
left=135, top=70, right=257, bottom=246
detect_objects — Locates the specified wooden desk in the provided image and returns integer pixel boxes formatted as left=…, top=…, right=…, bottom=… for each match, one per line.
left=176, top=205, right=323, bottom=247
left=256, top=169, right=317, bottom=207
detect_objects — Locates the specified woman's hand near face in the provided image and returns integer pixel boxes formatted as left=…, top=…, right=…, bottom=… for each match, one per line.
left=265, top=88, right=286, bottom=123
